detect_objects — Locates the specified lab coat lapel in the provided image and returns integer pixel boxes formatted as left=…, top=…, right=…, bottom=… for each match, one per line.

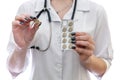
left=74, top=0, right=90, bottom=32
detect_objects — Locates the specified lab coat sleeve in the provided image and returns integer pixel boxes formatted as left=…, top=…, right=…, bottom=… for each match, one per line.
left=7, top=1, right=34, bottom=73
left=93, top=6, right=113, bottom=73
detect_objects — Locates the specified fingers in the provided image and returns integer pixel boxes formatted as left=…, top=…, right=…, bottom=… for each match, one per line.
left=72, top=32, right=95, bottom=49
left=12, top=14, right=40, bottom=30
left=71, top=32, right=95, bottom=57
left=13, top=14, right=30, bottom=29
left=30, top=21, right=42, bottom=34
left=12, top=20, right=22, bottom=28
left=15, top=14, right=31, bottom=21
left=76, top=41, right=95, bottom=50
left=75, top=32, right=95, bottom=44
left=75, top=47, right=93, bottom=56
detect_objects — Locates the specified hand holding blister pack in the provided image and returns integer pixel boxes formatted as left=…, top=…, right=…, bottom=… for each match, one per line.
left=61, top=20, right=76, bottom=50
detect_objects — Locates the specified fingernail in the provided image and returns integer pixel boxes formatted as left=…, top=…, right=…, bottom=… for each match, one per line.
left=71, top=32, right=76, bottom=36
left=71, top=36, right=76, bottom=40
left=30, top=16, right=37, bottom=20
left=72, top=46, right=76, bottom=49
left=71, top=40, right=76, bottom=44
left=30, top=46, right=35, bottom=49
left=20, top=21, right=24, bottom=25
left=24, top=17, right=29, bottom=21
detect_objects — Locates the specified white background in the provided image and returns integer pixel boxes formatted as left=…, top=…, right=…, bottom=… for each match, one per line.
left=0, top=0, right=120, bottom=80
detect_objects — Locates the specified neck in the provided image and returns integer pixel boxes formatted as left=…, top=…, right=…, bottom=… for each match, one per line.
left=51, top=0, right=73, bottom=19
left=51, top=0, right=72, bottom=1
left=51, top=0, right=73, bottom=4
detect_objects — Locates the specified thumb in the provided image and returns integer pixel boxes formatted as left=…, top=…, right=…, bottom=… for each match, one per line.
left=30, top=21, right=42, bottom=33
left=33, top=21, right=42, bottom=31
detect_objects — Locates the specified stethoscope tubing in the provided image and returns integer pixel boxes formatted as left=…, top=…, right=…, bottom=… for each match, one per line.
left=30, top=0, right=77, bottom=52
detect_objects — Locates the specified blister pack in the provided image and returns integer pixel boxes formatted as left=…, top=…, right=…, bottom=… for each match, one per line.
left=61, top=20, right=76, bottom=50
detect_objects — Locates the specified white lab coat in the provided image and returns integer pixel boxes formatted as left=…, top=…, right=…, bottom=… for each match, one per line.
left=7, top=0, right=113, bottom=80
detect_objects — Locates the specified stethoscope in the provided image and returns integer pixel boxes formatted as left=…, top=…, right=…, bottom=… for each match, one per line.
left=30, top=0, right=77, bottom=52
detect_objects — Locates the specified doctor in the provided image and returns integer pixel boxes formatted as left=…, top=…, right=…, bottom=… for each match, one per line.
left=7, top=0, right=113, bottom=80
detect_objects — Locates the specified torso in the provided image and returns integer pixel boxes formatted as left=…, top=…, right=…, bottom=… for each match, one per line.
left=13, top=0, right=109, bottom=80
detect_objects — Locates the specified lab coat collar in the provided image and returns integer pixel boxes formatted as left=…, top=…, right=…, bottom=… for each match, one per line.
left=34, top=0, right=90, bottom=21
left=76, top=0, right=90, bottom=12
left=34, top=0, right=90, bottom=11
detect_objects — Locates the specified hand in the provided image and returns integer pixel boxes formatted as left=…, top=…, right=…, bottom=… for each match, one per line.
left=73, top=32, right=95, bottom=63
left=12, top=14, right=41, bottom=49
